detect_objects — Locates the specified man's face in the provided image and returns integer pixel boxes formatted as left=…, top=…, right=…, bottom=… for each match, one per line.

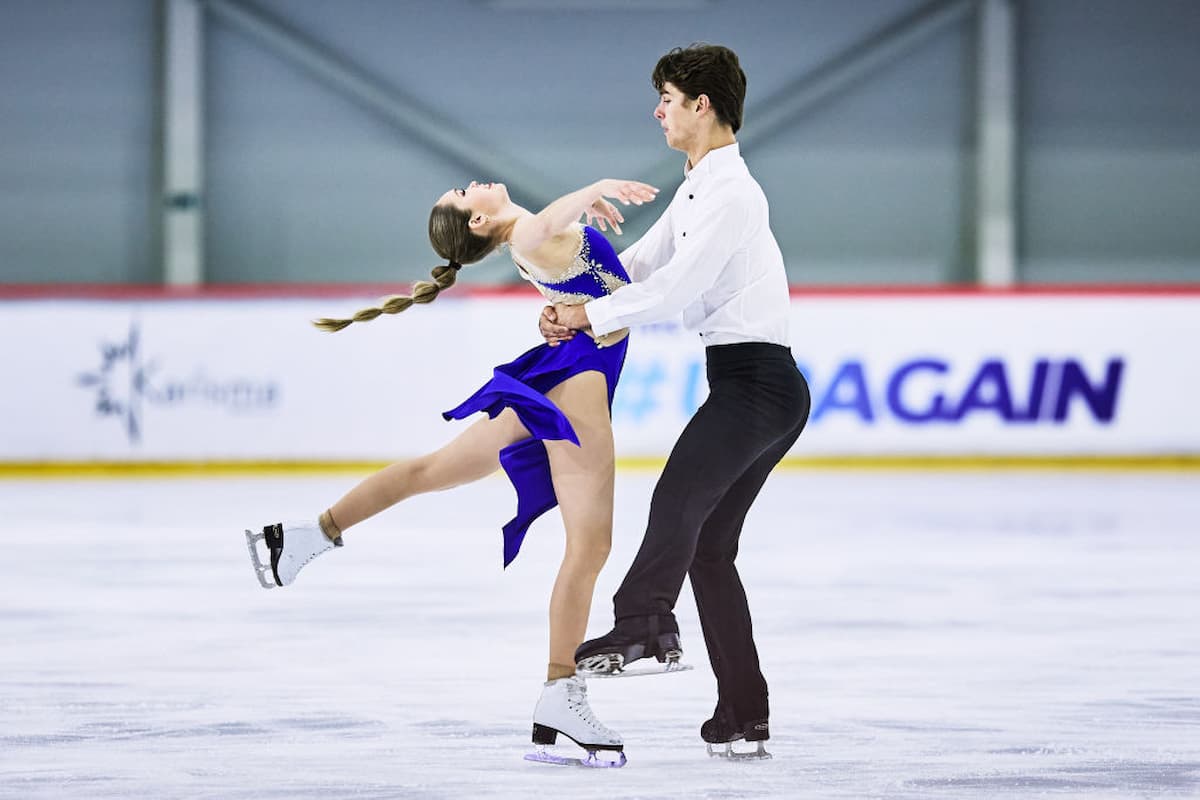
left=654, top=82, right=698, bottom=152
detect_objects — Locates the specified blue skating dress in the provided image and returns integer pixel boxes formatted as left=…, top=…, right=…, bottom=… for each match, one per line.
left=442, top=223, right=631, bottom=567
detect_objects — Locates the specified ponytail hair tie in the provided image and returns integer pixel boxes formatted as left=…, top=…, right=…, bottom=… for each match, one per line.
left=448, top=260, right=462, bottom=271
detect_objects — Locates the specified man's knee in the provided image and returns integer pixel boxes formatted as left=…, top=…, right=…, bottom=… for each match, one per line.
left=691, top=547, right=735, bottom=577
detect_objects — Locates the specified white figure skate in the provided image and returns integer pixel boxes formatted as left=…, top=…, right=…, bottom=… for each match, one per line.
left=524, top=675, right=626, bottom=768
left=244, top=521, right=341, bottom=589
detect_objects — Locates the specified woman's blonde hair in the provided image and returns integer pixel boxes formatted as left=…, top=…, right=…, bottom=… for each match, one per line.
left=312, top=203, right=506, bottom=332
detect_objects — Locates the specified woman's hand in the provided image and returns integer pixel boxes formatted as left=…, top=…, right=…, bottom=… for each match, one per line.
left=517, top=179, right=657, bottom=254
left=585, top=197, right=624, bottom=234
left=595, top=179, right=658, bottom=207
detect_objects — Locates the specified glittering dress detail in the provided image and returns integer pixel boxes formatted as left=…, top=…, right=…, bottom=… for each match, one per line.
left=442, top=225, right=630, bottom=566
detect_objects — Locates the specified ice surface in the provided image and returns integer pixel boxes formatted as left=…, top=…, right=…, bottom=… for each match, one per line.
left=1, top=470, right=1198, bottom=798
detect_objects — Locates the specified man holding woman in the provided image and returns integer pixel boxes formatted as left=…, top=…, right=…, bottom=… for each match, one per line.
left=542, top=43, right=811, bottom=755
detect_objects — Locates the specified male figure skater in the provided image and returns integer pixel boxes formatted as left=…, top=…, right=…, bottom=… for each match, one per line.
left=539, top=44, right=811, bottom=753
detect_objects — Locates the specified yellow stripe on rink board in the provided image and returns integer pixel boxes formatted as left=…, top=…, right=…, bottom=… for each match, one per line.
left=620, top=455, right=1200, bottom=472
left=769, top=455, right=1200, bottom=471
left=0, top=461, right=389, bottom=479
left=1, top=455, right=1199, bottom=479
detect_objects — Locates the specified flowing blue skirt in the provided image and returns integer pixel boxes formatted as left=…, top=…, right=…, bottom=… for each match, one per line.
left=442, top=333, right=628, bottom=567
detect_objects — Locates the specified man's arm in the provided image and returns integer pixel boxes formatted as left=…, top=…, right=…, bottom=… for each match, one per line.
left=539, top=197, right=674, bottom=345
left=616, top=208, right=674, bottom=283
left=575, top=197, right=751, bottom=336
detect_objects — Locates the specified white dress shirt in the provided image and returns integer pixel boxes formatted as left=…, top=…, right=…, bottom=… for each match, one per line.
left=584, top=142, right=791, bottom=347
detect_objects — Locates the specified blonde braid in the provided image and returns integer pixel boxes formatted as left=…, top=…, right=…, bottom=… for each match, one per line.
left=313, top=263, right=461, bottom=332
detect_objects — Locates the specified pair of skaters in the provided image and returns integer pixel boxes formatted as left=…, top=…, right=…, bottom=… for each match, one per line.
left=245, top=44, right=810, bottom=764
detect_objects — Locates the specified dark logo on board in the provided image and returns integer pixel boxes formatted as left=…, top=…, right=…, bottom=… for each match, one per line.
left=76, top=322, right=281, bottom=444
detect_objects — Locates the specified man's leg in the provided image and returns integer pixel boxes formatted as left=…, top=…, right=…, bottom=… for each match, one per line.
left=575, top=384, right=783, bottom=666
left=690, top=421, right=803, bottom=730
left=612, top=382, right=786, bottom=623
left=577, top=345, right=809, bottom=672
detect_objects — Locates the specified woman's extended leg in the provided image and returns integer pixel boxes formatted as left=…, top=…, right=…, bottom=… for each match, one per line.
left=542, top=370, right=616, bottom=671
left=329, top=408, right=531, bottom=531
left=244, top=409, right=532, bottom=589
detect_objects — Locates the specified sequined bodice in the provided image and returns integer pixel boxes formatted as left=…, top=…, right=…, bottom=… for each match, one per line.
left=510, top=224, right=630, bottom=306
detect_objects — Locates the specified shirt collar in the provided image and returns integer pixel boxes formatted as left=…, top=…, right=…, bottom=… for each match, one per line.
left=684, top=141, right=742, bottom=182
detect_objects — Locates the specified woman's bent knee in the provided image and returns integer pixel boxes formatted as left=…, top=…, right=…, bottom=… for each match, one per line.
left=563, top=535, right=611, bottom=572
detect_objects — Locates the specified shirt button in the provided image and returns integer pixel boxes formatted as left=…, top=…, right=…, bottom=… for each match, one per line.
left=688, top=194, right=694, bottom=200
left=682, top=232, right=687, bottom=237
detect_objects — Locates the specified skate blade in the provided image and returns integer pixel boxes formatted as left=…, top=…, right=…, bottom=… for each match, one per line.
left=525, top=747, right=626, bottom=768
left=588, top=662, right=694, bottom=678
left=243, top=529, right=278, bottom=589
left=580, top=652, right=694, bottom=678
left=707, top=741, right=772, bottom=760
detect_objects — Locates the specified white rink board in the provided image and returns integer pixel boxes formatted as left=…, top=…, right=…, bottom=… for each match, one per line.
left=1, top=292, right=1197, bottom=460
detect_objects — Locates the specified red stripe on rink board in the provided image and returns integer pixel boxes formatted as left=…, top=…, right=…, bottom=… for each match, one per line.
left=1, top=283, right=1199, bottom=300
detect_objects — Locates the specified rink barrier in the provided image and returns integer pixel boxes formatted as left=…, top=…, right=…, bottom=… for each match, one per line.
left=2, top=284, right=1198, bottom=470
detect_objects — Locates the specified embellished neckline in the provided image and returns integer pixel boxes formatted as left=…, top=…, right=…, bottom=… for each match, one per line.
left=509, top=223, right=587, bottom=281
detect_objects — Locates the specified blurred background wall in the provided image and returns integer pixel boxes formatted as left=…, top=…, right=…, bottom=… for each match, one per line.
left=1, top=0, right=1198, bottom=288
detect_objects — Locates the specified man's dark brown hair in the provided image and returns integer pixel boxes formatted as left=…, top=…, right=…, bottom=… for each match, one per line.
left=652, top=44, right=747, bottom=133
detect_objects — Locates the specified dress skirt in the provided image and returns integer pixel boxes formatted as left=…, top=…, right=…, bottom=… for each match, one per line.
left=442, top=333, right=629, bottom=567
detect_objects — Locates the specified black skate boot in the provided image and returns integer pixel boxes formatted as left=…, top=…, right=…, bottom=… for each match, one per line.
left=574, top=616, right=689, bottom=677
left=702, top=707, right=771, bottom=759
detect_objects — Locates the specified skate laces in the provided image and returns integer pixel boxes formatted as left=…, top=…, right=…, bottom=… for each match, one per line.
left=565, top=680, right=616, bottom=738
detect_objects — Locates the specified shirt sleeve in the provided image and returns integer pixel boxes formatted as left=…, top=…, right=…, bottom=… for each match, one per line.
left=617, top=209, right=673, bottom=283
left=586, top=195, right=750, bottom=336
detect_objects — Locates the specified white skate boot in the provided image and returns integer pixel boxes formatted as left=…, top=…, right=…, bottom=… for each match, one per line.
left=244, top=521, right=341, bottom=589
left=525, top=675, right=626, bottom=767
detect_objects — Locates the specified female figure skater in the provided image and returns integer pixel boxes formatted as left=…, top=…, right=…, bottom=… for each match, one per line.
left=244, top=176, right=657, bottom=766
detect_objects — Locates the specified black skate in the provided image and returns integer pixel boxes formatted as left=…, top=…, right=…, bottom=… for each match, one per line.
left=575, top=621, right=691, bottom=678
left=702, top=711, right=771, bottom=760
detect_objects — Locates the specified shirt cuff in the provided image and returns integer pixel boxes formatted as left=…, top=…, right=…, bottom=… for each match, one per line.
left=584, top=295, right=622, bottom=337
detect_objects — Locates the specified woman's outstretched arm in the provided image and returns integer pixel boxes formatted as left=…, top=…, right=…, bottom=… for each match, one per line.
left=511, top=179, right=657, bottom=253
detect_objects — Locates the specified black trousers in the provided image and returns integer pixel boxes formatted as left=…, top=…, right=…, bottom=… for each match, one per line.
left=613, top=342, right=811, bottom=723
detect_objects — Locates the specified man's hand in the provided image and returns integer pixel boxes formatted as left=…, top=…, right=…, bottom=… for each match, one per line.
left=552, top=303, right=592, bottom=333
left=539, top=305, right=575, bottom=347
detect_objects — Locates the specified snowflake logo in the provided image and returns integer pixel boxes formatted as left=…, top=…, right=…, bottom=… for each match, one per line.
left=75, top=322, right=158, bottom=444
left=613, top=359, right=667, bottom=422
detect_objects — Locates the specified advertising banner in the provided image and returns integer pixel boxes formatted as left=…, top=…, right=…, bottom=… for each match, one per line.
left=1, top=291, right=1196, bottom=463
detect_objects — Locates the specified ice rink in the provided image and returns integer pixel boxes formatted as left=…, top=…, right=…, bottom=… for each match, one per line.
left=2, top=469, right=1198, bottom=799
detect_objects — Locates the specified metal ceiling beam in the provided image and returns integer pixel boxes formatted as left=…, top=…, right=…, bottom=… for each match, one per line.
left=635, top=0, right=979, bottom=200
left=200, top=0, right=558, bottom=209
